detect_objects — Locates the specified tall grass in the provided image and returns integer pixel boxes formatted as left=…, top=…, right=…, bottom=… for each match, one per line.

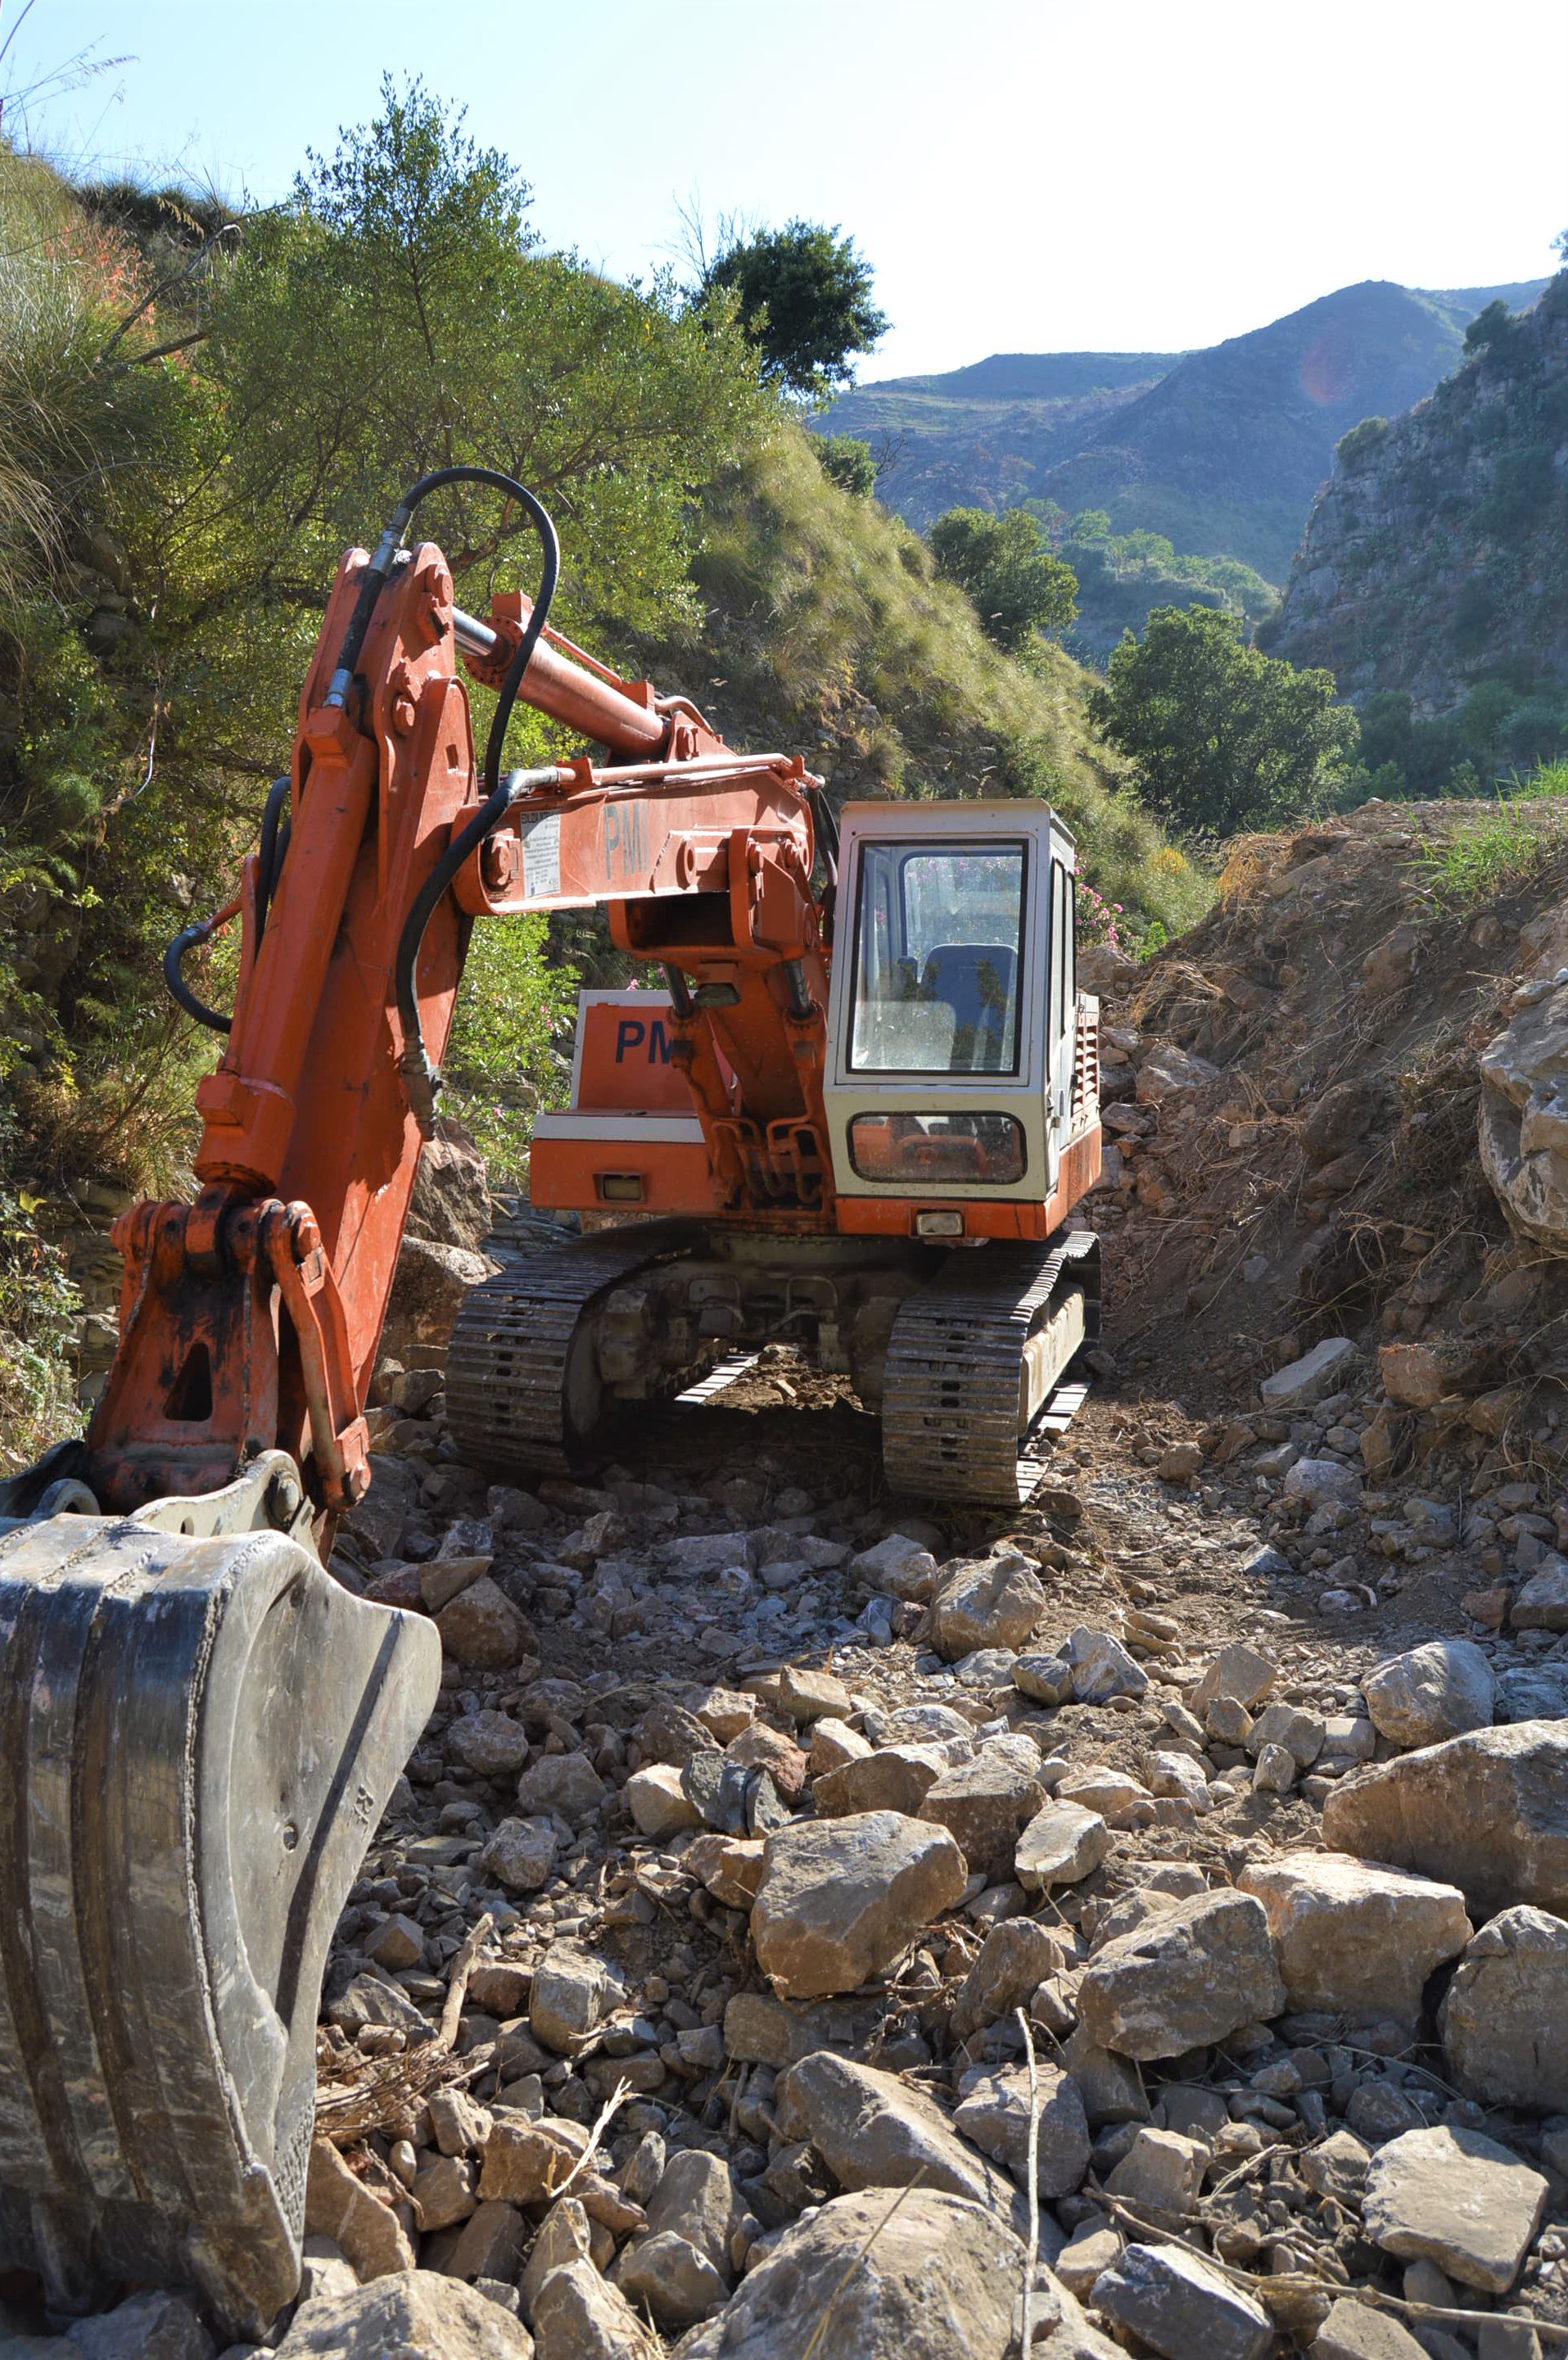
left=1417, top=759, right=1568, bottom=904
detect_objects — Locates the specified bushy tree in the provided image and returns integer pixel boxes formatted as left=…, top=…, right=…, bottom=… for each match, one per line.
left=929, top=505, right=1078, bottom=650
left=1087, top=605, right=1358, bottom=835
left=812, top=432, right=876, bottom=498
left=698, top=219, right=886, bottom=398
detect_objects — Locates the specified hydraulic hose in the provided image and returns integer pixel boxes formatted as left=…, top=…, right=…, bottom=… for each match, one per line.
left=162, top=773, right=292, bottom=1033
left=254, top=772, right=291, bottom=943
left=163, top=919, right=233, bottom=1034
left=388, top=470, right=561, bottom=1130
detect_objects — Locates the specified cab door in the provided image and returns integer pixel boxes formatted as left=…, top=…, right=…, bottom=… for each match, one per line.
left=1045, top=853, right=1076, bottom=1186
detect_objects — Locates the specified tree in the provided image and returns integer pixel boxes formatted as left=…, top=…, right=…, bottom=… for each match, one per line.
left=812, top=432, right=876, bottom=498
left=1087, top=606, right=1358, bottom=835
left=929, top=506, right=1078, bottom=650
left=1464, top=299, right=1514, bottom=355
left=698, top=219, right=886, bottom=398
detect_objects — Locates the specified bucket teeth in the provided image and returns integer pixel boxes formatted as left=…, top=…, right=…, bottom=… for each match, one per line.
left=0, top=1516, right=439, bottom=2336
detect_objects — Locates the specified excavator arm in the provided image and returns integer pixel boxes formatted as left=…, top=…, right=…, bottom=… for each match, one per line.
left=0, top=474, right=832, bottom=2333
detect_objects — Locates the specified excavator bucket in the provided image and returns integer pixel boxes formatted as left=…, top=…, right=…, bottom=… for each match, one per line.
left=0, top=1511, right=439, bottom=2337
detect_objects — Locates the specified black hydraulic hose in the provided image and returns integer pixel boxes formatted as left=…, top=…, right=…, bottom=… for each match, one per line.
left=388, top=467, right=563, bottom=1132
left=164, top=921, right=232, bottom=1034
left=254, top=772, right=291, bottom=942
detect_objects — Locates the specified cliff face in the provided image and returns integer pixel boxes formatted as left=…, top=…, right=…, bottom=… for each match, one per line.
left=1266, top=274, right=1568, bottom=714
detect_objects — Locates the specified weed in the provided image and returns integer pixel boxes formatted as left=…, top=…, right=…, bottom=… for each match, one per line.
left=1415, top=761, right=1568, bottom=906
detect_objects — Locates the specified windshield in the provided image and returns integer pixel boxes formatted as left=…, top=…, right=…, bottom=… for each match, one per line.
left=849, top=841, right=1026, bottom=1074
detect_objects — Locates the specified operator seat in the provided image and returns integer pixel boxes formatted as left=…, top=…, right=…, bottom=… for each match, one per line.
left=920, top=944, right=1016, bottom=1069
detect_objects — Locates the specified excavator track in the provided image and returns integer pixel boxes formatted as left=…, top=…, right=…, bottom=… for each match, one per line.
left=881, top=1229, right=1100, bottom=1506
left=446, top=1220, right=698, bottom=1477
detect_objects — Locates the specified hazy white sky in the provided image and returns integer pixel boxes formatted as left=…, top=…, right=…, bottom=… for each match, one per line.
left=3, top=0, right=1564, bottom=378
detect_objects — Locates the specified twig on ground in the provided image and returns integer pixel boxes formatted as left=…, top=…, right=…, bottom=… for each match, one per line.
left=552, top=2074, right=635, bottom=2201
left=439, top=1910, right=495, bottom=2048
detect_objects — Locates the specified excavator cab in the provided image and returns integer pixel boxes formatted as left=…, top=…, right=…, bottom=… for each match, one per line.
left=822, top=799, right=1098, bottom=1229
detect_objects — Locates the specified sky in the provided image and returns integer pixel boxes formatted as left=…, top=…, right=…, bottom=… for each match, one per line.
left=2, top=0, right=1564, bottom=381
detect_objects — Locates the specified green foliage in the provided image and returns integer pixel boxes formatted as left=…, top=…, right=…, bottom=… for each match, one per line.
left=0, top=1119, right=79, bottom=1465
left=1335, top=416, right=1389, bottom=469
left=1087, top=605, right=1359, bottom=836
left=443, top=912, right=576, bottom=1182
left=1464, top=299, right=1514, bottom=355
left=698, top=219, right=887, bottom=400
left=813, top=433, right=877, bottom=499
left=1415, top=760, right=1568, bottom=905
left=1042, top=506, right=1277, bottom=658
left=929, top=505, right=1078, bottom=652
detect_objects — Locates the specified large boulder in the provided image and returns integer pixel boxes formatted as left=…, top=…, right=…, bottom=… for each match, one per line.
left=775, top=2050, right=1019, bottom=2216
left=1439, top=1906, right=1568, bottom=2111
left=1321, top=1721, right=1568, bottom=1917
left=1362, top=2126, right=1548, bottom=2294
left=383, top=1237, right=498, bottom=1366
left=953, top=2062, right=1091, bottom=2199
left=1238, top=1852, right=1471, bottom=2025
left=273, top=2272, right=534, bottom=2357
left=917, top=1737, right=1046, bottom=1880
left=1361, top=1639, right=1494, bottom=1749
left=751, top=1813, right=967, bottom=1998
left=1089, top=2241, right=1272, bottom=2360
left=1479, top=976, right=1568, bottom=1252
left=676, top=2190, right=1111, bottom=2360
left=1077, top=1891, right=1284, bottom=2060
left=407, top=1123, right=493, bottom=1250
left=930, top=1549, right=1050, bottom=1660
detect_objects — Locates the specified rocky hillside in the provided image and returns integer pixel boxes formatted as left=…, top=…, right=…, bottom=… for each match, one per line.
left=1267, top=271, right=1568, bottom=718
left=823, top=280, right=1549, bottom=581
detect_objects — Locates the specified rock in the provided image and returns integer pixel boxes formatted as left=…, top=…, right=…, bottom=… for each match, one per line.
left=848, top=1532, right=941, bottom=1599
left=273, top=2273, right=533, bottom=2358
left=1190, top=1643, right=1276, bottom=1715
left=918, top=1738, right=1046, bottom=1880
left=477, top=2118, right=589, bottom=2206
left=667, top=1531, right=757, bottom=1577
left=776, top=2050, right=1018, bottom=2216
left=481, top=1817, right=558, bottom=1894
left=612, top=2231, right=727, bottom=2326
left=305, top=2137, right=416, bottom=2281
left=687, top=1832, right=766, bottom=1909
left=1322, top=1721, right=1568, bottom=1915
left=1136, top=1044, right=1220, bottom=1104
left=1062, top=2025, right=1149, bottom=2125
left=1055, top=1765, right=1145, bottom=1824
left=1014, top=1652, right=1074, bottom=1706
left=640, top=2148, right=738, bottom=2274
left=1283, top=1457, right=1362, bottom=1511
left=951, top=1919, right=1068, bottom=2037
left=779, top=1664, right=854, bottom=1723
left=1056, top=2221, right=1123, bottom=2298
left=515, top=1752, right=607, bottom=1824
left=1077, top=1890, right=1285, bottom=2059
left=383, top=1237, right=497, bottom=1366
left=1260, top=1337, right=1358, bottom=1410
left=1090, top=2240, right=1272, bottom=2360
left=1065, top=1625, right=1148, bottom=1704
left=1301, top=2130, right=1372, bottom=2205
left=1314, top=2295, right=1429, bottom=2358
left=1479, top=977, right=1568, bottom=1252
left=447, top=1707, right=530, bottom=1777
left=751, top=1812, right=967, bottom=1999
left=1239, top=1852, right=1472, bottom=2024
left=519, top=2198, right=592, bottom=2322
left=408, top=1126, right=492, bottom=1250
left=675, top=2189, right=1032, bottom=2360
left=725, top=1721, right=808, bottom=1798
left=430, top=2087, right=494, bottom=2155
left=530, top=1949, right=609, bottom=2055
left=423, top=1555, right=491, bottom=1612
left=367, top=1910, right=424, bottom=1971
left=931, top=1549, right=1050, bottom=1660
left=529, top=2258, right=655, bottom=2359
left=1015, top=1801, right=1111, bottom=1890
left=62, top=2291, right=215, bottom=2360
left=1362, top=1640, right=1495, bottom=1749
left=1246, top=1700, right=1325, bottom=1766
left=413, top=2150, right=477, bottom=2231
left=812, top=1743, right=947, bottom=1820
left=1105, top=2126, right=1205, bottom=2213
left=953, top=2062, right=1091, bottom=2198
left=625, top=1763, right=703, bottom=1838
left=1496, top=1663, right=1568, bottom=1720
left=1157, top=1442, right=1204, bottom=1481
left=1512, top=1554, right=1568, bottom=1631
left=437, top=1576, right=532, bottom=1670
left=1440, top=1906, right=1568, bottom=2110
left=1362, top=2126, right=1548, bottom=2294
left=450, top=2202, right=529, bottom=2287
left=808, top=1717, right=870, bottom=1774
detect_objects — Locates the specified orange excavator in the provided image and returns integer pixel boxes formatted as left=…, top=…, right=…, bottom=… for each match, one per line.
left=0, top=469, right=1101, bottom=2333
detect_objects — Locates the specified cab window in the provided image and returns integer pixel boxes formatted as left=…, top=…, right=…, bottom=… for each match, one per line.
left=849, top=841, right=1026, bottom=1074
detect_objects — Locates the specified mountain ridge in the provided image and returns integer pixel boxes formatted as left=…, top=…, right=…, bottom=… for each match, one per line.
left=820, top=277, right=1551, bottom=581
